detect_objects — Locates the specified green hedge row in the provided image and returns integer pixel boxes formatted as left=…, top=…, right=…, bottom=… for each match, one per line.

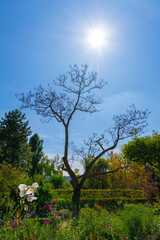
left=52, top=189, right=144, bottom=200
left=51, top=189, right=145, bottom=210
left=55, top=197, right=146, bottom=211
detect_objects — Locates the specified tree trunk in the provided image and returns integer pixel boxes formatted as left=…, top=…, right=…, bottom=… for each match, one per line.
left=71, top=187, right=81, bottom=218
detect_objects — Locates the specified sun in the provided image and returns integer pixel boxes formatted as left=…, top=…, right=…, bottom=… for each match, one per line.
left=86, top=27, right=107, bottom=50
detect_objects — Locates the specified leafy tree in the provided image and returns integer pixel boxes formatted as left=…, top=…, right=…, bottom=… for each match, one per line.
left=17, top=64, right=149, bottom=217
left=29, top=133, right=44, bottom=177
left=122, top=132, right=160, bottom=171
left=108, top=153, right=147, bottom=190
left=82, top=157, right=110, bottom=189
left=0, top=109, right=32, bottom=168
left=82, top=154, right=147, bottom=190
left=39, top=154, right=57, bottom=177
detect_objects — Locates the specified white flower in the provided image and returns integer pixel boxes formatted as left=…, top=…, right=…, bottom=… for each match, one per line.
left=27, top=182, right=39, bottom=195
left=18, top=182, right=39, bottom=202
left=19, top=184, right=27, bottom=197
left=26, top=195, right=37, bottom=202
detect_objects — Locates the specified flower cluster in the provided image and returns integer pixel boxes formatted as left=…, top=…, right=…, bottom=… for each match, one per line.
left=19, top=182, right=39, bottom=202
left=43, top=200, right=63, bottom=226
left=43, top=205, right=54, bottom=211
left=43, top=200, right=57, bottom=211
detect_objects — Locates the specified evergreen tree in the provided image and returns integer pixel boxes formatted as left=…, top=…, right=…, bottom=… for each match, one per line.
left=29, top=133, right=43, bottom=176
left=0, top=109, right=32, bottom=168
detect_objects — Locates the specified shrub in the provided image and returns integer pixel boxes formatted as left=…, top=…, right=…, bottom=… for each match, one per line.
left=50, top=174, right=66, bottom=189
left=0, top=162, right=26, bottom=217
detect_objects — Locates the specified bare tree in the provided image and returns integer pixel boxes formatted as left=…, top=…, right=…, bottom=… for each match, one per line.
left=16, top=64, right=149, bottom=217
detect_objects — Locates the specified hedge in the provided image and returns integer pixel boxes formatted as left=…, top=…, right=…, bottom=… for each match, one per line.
left=51, top=189, right=146, bottom=210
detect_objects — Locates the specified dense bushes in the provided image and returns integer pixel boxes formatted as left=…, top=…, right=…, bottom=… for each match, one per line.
left=0, top=162, right=26, bottom=217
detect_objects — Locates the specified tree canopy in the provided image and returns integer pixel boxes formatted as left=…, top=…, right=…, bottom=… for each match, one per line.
left=122, top=132, right=160, bottom=171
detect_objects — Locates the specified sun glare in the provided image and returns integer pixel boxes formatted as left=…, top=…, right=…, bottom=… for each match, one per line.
left=86, top=27, right=107, bottom=51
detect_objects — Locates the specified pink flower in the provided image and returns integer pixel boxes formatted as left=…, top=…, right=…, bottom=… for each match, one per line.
left=57, top=211, right=62, bottom=215
left=43, top=205, right=53, bottom=211
left=49, top=221, right=54, bottom=224
left=11, top=221, right=17, bottom=227
left=52, top=200, right=57, bottom=206
left=19, top=221, right=23, bottom=226
left=44, top=221, right=48, bottom=224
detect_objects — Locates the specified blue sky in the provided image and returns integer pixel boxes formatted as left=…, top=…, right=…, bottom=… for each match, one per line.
left=0, top=0, right=160, bottom=172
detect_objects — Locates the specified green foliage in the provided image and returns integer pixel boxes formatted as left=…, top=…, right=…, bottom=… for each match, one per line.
left=52, top=189, right=144, bottom=201
left=39, top=155, right=57, bottom=177
left=57, top=204, right=160, bottom=240
left=1, top=203, right=160, bottom=240
left=0, top=198, right=63, bottom=240
left=117, top=203, right=155, bottom=239
left=27, top=174, right=53, bottom=216
left=50, top=189, right=145, bottom=211
left=122, top=132, right=160, bottom=168
left=57, top=207, right=113, bottom=240
left=50, top=174, right=66, bottom=189
left=107, top=153, right=147, bottom=190
left=0, top=218, right=57, bottom=240
left=29, top=133, right=44, bottom=176
left=0, top=162, right=26, bottom=217
left=0, top=109, right=32, bottom=169
left=83, top=157, right=110, bottom=189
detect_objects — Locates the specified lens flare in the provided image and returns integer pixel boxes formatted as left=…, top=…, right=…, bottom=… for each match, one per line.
left=86, top=27, right=107, bottom=50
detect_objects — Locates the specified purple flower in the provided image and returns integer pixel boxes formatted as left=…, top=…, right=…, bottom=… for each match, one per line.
left=11, top=221, right=17, bottom=227
left=57, top=211, right=62, bottom=215
left=19, top=221, right=23, bottom=226
left=43, top=205, right=48, bottom=210
left=52, top=200, right=57, bottom=206
left=49, top=221, right=54, bottom=224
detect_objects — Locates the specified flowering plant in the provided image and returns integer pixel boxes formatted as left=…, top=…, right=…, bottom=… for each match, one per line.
left=42, top=200, right=63, bottom=230
left=19, top=182, right=39, bottom=202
